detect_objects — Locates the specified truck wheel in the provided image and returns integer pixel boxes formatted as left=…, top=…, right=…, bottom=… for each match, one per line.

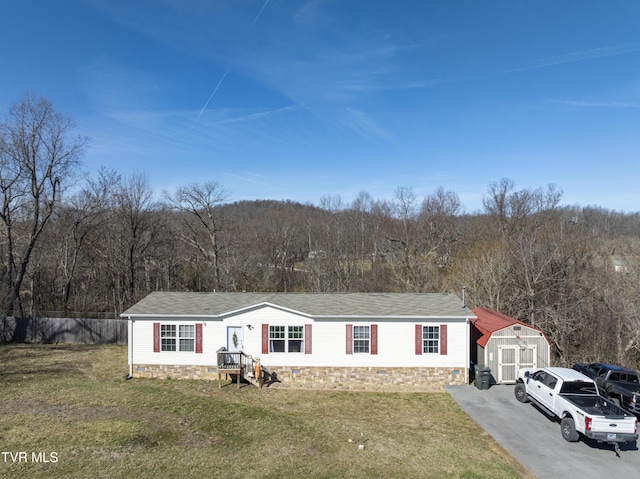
left=561, top=417, right=580, bottom=442
left=514, top=383, right=529, bottom=403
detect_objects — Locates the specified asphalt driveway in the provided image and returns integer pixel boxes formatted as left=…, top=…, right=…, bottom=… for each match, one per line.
left=446, top=384, right=639, bottom=478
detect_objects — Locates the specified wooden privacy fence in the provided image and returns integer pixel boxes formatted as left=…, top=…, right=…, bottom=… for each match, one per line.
left=0, top=317, right=128, bottom=345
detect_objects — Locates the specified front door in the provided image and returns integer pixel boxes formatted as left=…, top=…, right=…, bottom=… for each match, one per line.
left=227, top=326, right=244, bottom=352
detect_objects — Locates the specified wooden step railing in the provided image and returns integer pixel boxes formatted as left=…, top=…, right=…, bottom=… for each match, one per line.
left=216, top=349, right=266, bottom=388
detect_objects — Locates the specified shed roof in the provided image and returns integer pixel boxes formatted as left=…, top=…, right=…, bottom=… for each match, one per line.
left=121, top=292, right=473, bottom=319
left=471, top=307, right=545, bottom=348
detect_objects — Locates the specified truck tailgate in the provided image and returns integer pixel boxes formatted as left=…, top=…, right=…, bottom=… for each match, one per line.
left=587, top=415, right=637, bottom=443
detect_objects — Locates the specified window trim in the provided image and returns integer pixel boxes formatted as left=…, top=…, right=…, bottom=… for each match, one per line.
left=268, top=325, right=305, bottom=353
left=153, top=322, right=202, bottom=353
left=261, top=324, right=312, bottom=355
left=415, top=324, right=447, bottom=356
left=161, top=324, right=177, bottom=352
left=422, top=325, right=440, bottom=354
left=178, top=324, right=195, bottom=352
left=353, top=325, right=370, bottom=354
left=346, top=324, right=378, bottom=355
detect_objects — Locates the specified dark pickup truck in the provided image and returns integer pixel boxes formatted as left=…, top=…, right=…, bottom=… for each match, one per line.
left=572, top=362, right=640, bottom=416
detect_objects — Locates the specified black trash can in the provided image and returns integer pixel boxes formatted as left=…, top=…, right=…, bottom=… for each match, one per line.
left=474, top=365, right=491, bottom=390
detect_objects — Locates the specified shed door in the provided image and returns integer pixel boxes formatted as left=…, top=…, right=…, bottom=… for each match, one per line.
left=518, top=345, right=537, bottom=370
left=498, top=345, right=538, bottom=384
left=498, top=346, right=517, bottom=383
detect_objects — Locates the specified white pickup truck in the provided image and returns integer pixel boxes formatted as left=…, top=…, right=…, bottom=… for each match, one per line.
left=515, top=367, right=637, bottom=452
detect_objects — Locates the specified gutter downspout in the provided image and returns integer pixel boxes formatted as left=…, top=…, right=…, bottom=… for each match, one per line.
left=465, top=317, right=470, bottom=385
left=128, top=318, right=133, bottom=378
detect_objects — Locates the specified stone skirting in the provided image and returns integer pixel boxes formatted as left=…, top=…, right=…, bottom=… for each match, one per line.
left=133, top=364, right=221, bottom=380
left=270, top=366, right=466, bottom=391
left=132, top=364, right=466, bottom=391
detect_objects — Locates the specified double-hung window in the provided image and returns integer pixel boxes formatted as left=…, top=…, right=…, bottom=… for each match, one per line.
left=179, top=325, right=195, bottom=352
left=160, top=324, right=195, bottom=352
left=269, top=325, right=303, bottom=353
left=353, top=325, right=370, bottom=353
left=422, top=325, right=440, bottom=354
left=346, top=324, right=377, bottom=355
left=161, top=325, right=176, bottom=351
left=288, top=326, right=304, bottom=352
left=415, top=324, right=446, bottom=356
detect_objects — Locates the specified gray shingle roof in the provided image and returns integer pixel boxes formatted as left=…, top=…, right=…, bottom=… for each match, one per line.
left=121, top=292, right=472, bottom=318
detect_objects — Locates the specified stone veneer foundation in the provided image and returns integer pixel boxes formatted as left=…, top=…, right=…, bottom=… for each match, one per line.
left=132, top=364, right=467, bottom=391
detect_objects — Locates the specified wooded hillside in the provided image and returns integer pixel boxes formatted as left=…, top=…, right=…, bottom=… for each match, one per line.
left=2, top=94, right=639, bottom=368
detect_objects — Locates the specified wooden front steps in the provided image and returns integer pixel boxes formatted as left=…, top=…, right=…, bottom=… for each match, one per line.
left=216, top=349, right=266, bottom=388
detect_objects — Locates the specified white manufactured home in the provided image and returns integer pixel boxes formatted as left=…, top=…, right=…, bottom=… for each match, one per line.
left=120, top=292, right=474, bottom=391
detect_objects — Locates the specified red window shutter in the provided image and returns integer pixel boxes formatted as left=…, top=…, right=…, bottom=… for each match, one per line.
left=346, top=324, right=353, bottom=355
left=440, top=324, right=448, bottom=355
left=153, top=323, right=160, bottom=352
left=262, top=324, right=269, bottom=354
left=415, top=324, right=422, bottom=355
left=304, top=324, right=312, bottom=354
left=371, top=324, right=378, bottom=355
left=195, top=323, right=203, bottom=353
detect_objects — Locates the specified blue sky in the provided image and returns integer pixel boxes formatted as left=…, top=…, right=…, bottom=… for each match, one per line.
left=2, top=1, right=640, bottom=213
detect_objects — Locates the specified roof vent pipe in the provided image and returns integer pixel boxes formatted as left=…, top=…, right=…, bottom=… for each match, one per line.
left=461, top=286, right=466, bottom=308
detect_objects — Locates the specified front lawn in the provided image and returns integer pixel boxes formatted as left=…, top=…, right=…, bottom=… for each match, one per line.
left=0, top=344, right=533, bottom=478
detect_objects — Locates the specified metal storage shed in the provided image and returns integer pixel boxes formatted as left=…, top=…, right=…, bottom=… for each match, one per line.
left=471, top=307, right=551, bottom=384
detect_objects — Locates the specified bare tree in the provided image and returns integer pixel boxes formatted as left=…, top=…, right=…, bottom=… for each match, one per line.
left=105, top=172, right=160, bottom=311
left=417, top=187, right=462, bottom=286
left=165, top=181, right=230, bottom=291
left=384, top=186, right=462, bottom=292
left=450, top=240, right=512, bottom=311
left=586, top=237, right=640, bottom=364
left=308, top=195, right=361, bottom=292
left=482, top=178, right=562, bottom=237
left=482, top=179, right=563, bottom=326
left=0, top=93, right=87, bottom=315
left=58, top=168, right=120, bottom=311
left=385, top=186, right=424, bottom=291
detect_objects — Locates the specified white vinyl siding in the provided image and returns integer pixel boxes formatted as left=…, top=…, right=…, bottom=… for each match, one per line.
left=129, top=305, right=469, bottom=370
left=129, top=320, right=208, bottom=366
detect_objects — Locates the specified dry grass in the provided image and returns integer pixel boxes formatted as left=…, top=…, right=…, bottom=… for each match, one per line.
left=0, top=344, right=533, bottom=479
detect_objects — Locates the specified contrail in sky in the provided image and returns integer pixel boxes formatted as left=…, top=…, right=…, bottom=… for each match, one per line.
left=197, top=63, right=231, bottom=120
left=505, top=43, right=640, bottom=74
left=251, top=0, right=270, bottom=29
left=197, top=0, right=270, bottom=120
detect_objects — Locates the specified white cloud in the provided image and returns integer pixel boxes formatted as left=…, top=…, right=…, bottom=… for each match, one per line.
left=340, top=108, right=394, bottom=143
